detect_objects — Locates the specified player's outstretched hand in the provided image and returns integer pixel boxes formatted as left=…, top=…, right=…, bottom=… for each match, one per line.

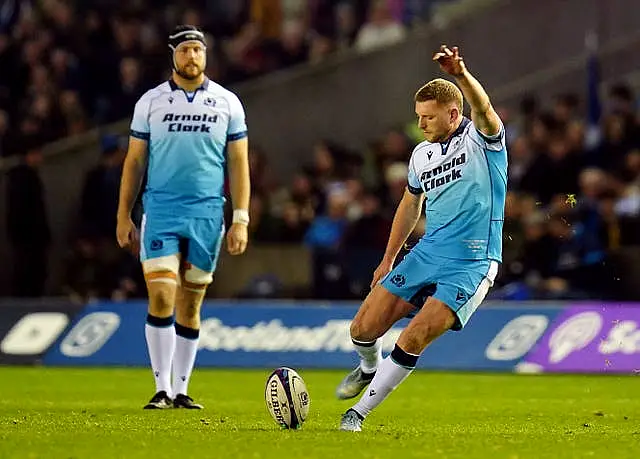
left=432, top=45, right=466, bottom=77
left=226, top=223, right=248, bottom=255
left=370, top=258, right=394, bottom=289
left=116, top=217, right=140, bottom=255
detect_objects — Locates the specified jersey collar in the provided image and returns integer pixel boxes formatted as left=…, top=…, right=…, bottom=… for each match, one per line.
left=168, top=77, right=210, bottom=92
left=449, top=117, right=471, bottom=140
left=439, top=117, right=470, bottom=153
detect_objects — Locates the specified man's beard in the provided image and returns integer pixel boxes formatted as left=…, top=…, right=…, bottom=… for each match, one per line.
left=176, top=63, right=203, bottom=80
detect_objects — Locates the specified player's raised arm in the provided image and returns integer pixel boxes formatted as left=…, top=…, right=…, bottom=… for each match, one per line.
left=433, top=45, right=501, bottom=138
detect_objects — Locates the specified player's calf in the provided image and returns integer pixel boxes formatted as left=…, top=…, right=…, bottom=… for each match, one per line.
left=171, top=263, right=212, bottom=404
left=396, top=296, right=455, bottom=355
left=337, top=286, right=414, bottom=400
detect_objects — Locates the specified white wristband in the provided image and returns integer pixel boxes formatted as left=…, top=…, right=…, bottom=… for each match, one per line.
left=233, top=209, right=250, bottom=225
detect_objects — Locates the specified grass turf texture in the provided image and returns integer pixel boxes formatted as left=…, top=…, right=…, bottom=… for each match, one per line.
left=0, top=367, right=638, bottom=458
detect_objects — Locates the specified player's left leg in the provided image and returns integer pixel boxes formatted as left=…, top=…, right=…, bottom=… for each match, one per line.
left=341, top=258, right=499, bottom=431
left=171, top=260, right=211, bottom=409
left=171, top=215, right=225, bottom=409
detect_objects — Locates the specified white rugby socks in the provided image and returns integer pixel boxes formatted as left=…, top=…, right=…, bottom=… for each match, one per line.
left=352, top=344, right=418, bottom=417
left=172, top=323, right=200, bottom=396
left=352, top=338, right=382, bottom=374
left=145, top=314, right=176, bottom=396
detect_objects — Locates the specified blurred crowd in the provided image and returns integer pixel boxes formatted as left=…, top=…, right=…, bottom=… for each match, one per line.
left=6, top=82, right=640, bottom=301
left=3, top=1, right=640, bottom=302
left=242, top=84, right=640, bottom=301
left=1, top=0, right=451, bottom=301
left=0, top=0, right=443, bottom=159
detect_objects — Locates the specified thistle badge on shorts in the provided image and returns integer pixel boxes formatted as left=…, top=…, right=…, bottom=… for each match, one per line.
left=390, top=274, right=406, bottom=287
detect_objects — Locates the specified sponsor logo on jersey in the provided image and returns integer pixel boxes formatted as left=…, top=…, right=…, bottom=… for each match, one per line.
left=419, top=152, right=466, bottom=192
left=162, top=112, right=218, bottom=133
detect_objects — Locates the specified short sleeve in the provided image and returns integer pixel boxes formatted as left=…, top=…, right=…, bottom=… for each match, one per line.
left=227, top=92, right=248, bottom=141
left=130, top=95, right=151, bottom=141
left=407, top=151, right=423, bottom=195
left=469, top=121, right=506, bottom=152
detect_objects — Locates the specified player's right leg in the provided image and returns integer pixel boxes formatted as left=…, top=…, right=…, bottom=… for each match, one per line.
left=139, top=215, right=181, bottom=409
left=340, top=255, right=498, bottom=431
left=343, top=296, right=455, bottom=430
left=336, top=284, right=416, bottom=400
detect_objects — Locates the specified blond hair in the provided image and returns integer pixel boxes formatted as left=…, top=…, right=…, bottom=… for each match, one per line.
left=414, top=78, right=463, bottom=111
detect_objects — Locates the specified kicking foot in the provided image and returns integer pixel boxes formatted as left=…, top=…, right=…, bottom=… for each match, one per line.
left=336, top=367, right=375, bottom=400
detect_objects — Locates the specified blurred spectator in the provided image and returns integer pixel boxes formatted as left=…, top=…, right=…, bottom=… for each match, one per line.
left=382, top=162, right=408, bottom=210
left=334, top=2, right=360, bottom=52
left=6, top=149, right=50, bottom=296
left=0, top=109, right=8, bottom=157
left=552, top=93, right=580, bottom=128
left=103, top=57, right=146, bottom=123
left=61, top=238, right=105, bottom=303
left=587, top=114, right=634, bottom=172
left=78, top=134, right=126, bottom=241
left=507, top=136, right=534, bottom=191
left=62, top=237, right=144, bottom=303
left=271, top=19, right=309, bottom=68
left=354, top=0, right=406, bottom=53
left=0, top=0, right=23, bottom=34
left=344, top=191, right=391, bottom=249
left=304, top=189, right=349, bottom=249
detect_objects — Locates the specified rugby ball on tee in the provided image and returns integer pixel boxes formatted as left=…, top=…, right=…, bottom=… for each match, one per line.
left=265, top=367, right=310, bottom=429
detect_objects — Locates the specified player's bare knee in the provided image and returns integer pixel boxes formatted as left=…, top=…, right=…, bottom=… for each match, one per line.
left=350, top=305, right=374, bottom=340
left=143, top=256, right=180, bottom=316
left=349, top=316, right=379, bottom=342
left=349, top=319, right=365, bottom=341
left=147, top=283, right=175, bottom=316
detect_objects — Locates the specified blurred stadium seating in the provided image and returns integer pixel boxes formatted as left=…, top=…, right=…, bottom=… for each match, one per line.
left=1, top=0, right=640, bottom=302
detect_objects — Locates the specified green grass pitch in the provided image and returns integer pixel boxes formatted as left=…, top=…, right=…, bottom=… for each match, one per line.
left=0, top=367, right=638, bottom=458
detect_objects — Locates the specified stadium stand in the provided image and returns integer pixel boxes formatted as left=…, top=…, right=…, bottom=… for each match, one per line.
left=1, top=0, right=640, bottom=303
